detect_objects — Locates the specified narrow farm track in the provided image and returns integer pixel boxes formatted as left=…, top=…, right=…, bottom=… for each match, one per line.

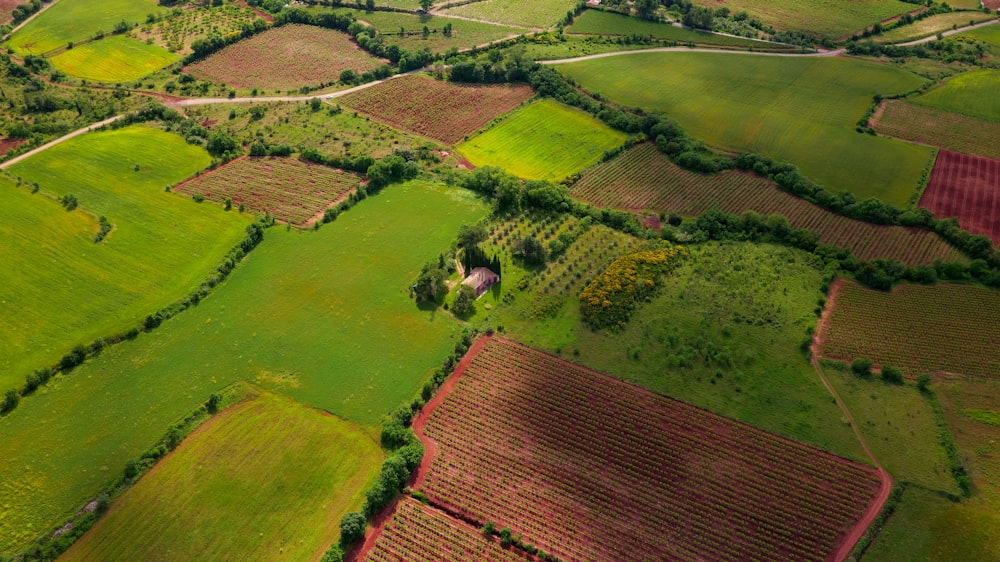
left=811, top=279, right=893, bottom=562
left=896, top=18, right=1000, bottom=46
left=0, top=114, right=125, bottom=169
left=540, top=46, right=843, bottom=65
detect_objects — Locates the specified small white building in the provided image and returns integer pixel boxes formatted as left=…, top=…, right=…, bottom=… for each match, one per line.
left=462, top=267, right=499, bottom=297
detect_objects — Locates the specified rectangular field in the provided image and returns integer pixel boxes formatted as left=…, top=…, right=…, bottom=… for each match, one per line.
left=820, top=280, right=1000, bottom=379
left=415, top=336, right=884, bottom=561
left=60, top=391, right=382, bottom=562
left=567, top=9, right=793, bottom=49
left=920, top=150, right=1000, bottom=246
left=441, top=0, right=578, bottom=29
left=556, top=52, right=933, bottom=206
left=7, top=0, right=168, bottom=55
left=573, top=143, right=964, bottom=265
left=49, top=36, right=177, bottom=82
left=339, top=74, right=534, bottom=145
left=341, top=9, right=529, bottom=53
left=875, top=99, right=1000, bottom=160
left=689, top=0, right=915, bottom=38
left=911, top=69, right=1000, bottom=123
left=174, top=156, right=360, bottom=225
left=186, top=24, right=385, bottom=90
left=456, top=98, right=629, bottom=181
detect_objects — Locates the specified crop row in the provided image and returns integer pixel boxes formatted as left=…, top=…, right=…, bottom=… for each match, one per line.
left=822, top=281, right=1000, bottom=379
left=875, top=100, right=1000, bottom=161
left=339, top=74, right=535, bottom=145
left=174, top=156, right=359, bottom=224
left=572, top=143, right=963, bottom=266
left=921, top=149, right=1000, bottom=246
left=417, top=336, right=881, bottom=561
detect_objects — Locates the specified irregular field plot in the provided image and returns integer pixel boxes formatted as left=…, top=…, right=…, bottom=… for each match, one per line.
left=689, top=0, right=914, bottom=38
left=911, top=69, right=1000, bottom=123
left=872, top=11, right=996, bottom=43
left=457, top=99, right=628, bottom=181
left=955, top=20, right=1000, bottom=47
left=875, top=99, right=1000, bottom=160
left=50, top=36, right=177, bottom=82
left=573, top=143, right=963, bottom=265
left=0, top=180, right=486, bottom=555
left=822, top=281, right=1000, bottom=378
left=339, top=74, right=535, bottom=145
left=342, top=9, right=529, bottom=52
left=175, top=156, right=360, bottom=225
left=567, top=9, right=792, bottom=49
left=61, top=391, right=382, bottom=562
left=417, top=336, right=883, bottom=561
left=363, top=497, right=522, bottom=561
left=441, top=0, right=577, bottom=29
left=557, top=52, right=932, bottom=205
left=131, top=3, right=262, bottom=55
left=921, top=150, right=1000, bottom=245
left=186, top=24, right=384, bottom=89
left=7, top=0, right=168, bottom=55
left=0, top=126, right=248, bottom=393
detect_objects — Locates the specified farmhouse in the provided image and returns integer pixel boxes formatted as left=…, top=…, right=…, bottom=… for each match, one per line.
left=462, top=267, right=499, bottom=297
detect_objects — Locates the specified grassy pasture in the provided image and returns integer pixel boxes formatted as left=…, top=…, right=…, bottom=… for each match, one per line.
left=339, top=9, right=529, bottom=52
left=441, top=0, right=578, bottom=29
left=0, top=180, right=486, bottom=554
left=873, top=11, right=996, bottom=44
left=956, top=21, right=1000, bottom=47
left=457, top=99, right=629, bottom=181
left=911, top=69, right=1000, bottom=123
left=0, top=126, right=248, bottom=393
left=567, top=9, right=792, bottom=49
left=7, top=0, right=168, bottom=55
left=557, top=52, right=932, bottom=205
left=49, top=36, right=177, bottom=82
left=688, top=0, right=914, bottom=38
left=60, top=391, right=382, bottom=562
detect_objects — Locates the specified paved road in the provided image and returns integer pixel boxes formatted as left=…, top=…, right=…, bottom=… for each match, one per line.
left=896, top=17, right=1000, bottom=46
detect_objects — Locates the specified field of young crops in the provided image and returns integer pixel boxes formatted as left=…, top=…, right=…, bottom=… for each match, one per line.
left=573, top=143, right=963, bottom=265
left=911, top=69, right=1000, bottom=123
left=132, top=3, right=262, bottom=55
left=49, top=36, right=177, bottom=82
left=821, top=281, right=1000, bottom=379
left=441, top=0, right=578, bottom=29
left=6, top=0, right=169, bottom=55
left=339, top=74, right=535, bottom=145
left=875, top=100, right=1000, bottom=160
left=688, top=0, right=914, bottom=38
left=363, top=497, right=523, bottom=561
left=557, top=52, right=933, bottom=206
left=457, top=99, right=629, bottom=181
left=186, top=24, right=384, bottom=90
left=174, top=157, right=360, bottom=225
left=872, top=11, right=995, bottom=44
left=921, top=150, right=1000, bottom=245
left=60, top=391, right=382, bottom=562
left=415, top=336, right=883, bottom=561
left=567, top=9, right=792, bottom=49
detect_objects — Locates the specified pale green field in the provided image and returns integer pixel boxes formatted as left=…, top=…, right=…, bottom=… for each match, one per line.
left=912, top=69, right=1000, bottom=123
left=442, top=0, right=578, bottom=29
left=568, top=10, right=791, bottom=49
left=457, top=99, right=629, bottom=182
left=690, top=0, right=914, bottom=38
left=7, top=0, right=168, bottom=55
left=60, top=391, right=382, bottom=562
left=956, top=21, right=1000, bottom=47
left=0, top=180, right=486, bottom=555
left=557, top=52, right=933, bottom=205
left=0, top=126, right=249, bottom=393
left=874, top=12, right=996, bottom=44
left=50, top=35, right=177, bottom=82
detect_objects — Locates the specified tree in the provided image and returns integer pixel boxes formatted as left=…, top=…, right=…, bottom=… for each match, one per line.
left=419, top=0, right=432, bottom=11
left=206, top=131, right=238, bottom=157
left=634, top=0, right=658, bottom=19
left=881, top=365, right=904, bottom=384
left=457, top=224, right=487, bottom=249
left=1, top=389, right=19, bottom=415
left=917, top=373, right=932, bottom=392
left=452, top=285, right=477, bottom=317
left=414, top=264, right=447, bottom=302
left=851, top=358, right=873, bottom=378
left=339, top=512, right=366, bottom=547
left=339, top=69, right=358, bottom=84
left=513, top=235, right=546, bottom=266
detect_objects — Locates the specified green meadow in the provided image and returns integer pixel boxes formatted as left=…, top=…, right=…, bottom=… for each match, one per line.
left=568, top=10, right=786, bottom=49
left=442, top=0, right=578, bottom=28
left=0, top=180, right=486, bottom=554
left=557, top=52, right=933, bottom=205
left=61, top=391, right=382, bottom=562
left=331, top=8, right=528, bottom=52
left=688, top=0, right=913, bottom=38
left=7, top=0, right=168, bottom=55
left=958, top=22, right=1000, bottom=48
left=50, top=36, right=177, bottom=82
left=457, top=99, right=629, bottom=182
left=0, top=126, right=248, bottom=392
left=911, top=69, right=1000, bottom=123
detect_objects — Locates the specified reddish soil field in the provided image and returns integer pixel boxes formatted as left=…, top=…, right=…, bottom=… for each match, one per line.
left=413, top=336, right=883, bottom=562
left=921, top=149, right=1000, bottom=246
left=820, top=281, right=1000, bottom=379
left=0, top=0, right=21, bottom=24
left=186, top=24, right=384, bottom=89
left=0, top=137, right=26, bottom=155
left=875, top=100, right=1000, bottom=160
left=574, top=143, right=964, bottom=266
left=361, top=498, right=524, bottom=561
left=338, top=74, right=535, bottom=145
left=174, top=156, right=359, bottom=225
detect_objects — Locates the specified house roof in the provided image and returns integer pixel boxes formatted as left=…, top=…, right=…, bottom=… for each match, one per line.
left=462, top=267, right=498, bottom=288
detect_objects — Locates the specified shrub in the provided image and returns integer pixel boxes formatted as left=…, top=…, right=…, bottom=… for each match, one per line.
left=881, top=365, right=904, bottom=384
left=339, top=511, right=366, bottom=547
left=851, top=358, right=873, bottom=378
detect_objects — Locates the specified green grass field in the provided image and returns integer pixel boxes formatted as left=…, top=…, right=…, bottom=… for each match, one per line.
left=873, top=11, right=996, bottom=44
left=567, top=10, right=792, bottom=49
left=0, top=126, right=248, bottom=393
left=7, top=0, right=168, bottom=55
left=442, top=0, right=578, bottom=29
left=49, top=36, right=177, bottom=82
left=911, top=69, right=1000, bottom=123
left=457, top=99, right=629, bottom=181
left=557, top=52, right=933, bottom=205
left=60, top=391, right=382, bottom=562
left=0, top=180, right=485, bottom=555
left=689, top=0, right=914, bottom=38
left=335, top=9, right=528, bottom=52
left=956, top=21, right=1000, bottom=47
